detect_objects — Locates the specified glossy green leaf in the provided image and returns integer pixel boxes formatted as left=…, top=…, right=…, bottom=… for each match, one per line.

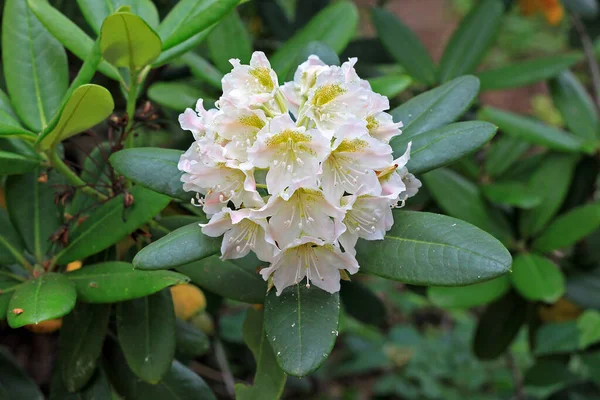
left=27, top=0, right=120, bottom=81
left=533, top=203, right=600, bottom=253
left=0, top=348, right=44, bottom=400
left=511, top=253, right=565, bottom=303
left=390, top=75, right=480, bottom=144
left=5, top=169, right=62, bottom=261
left=0, top=208, right=26, bottom=267
left=134, top=223, right=220, bottom=270
left=428, top=275, right=511, bottom=309
left=356, top=210, right=512, bottom=285
left=0, top=90, right=37, bottom=139
left=110, top=148, right=192, bottom=201
left=100, top=11, right=162, bottom=69
left=473, top=290, right=527, bottom=360
left=208, top=10, right=251, bottom=73
left=481, top=181, right=541, bottom=209
left=7, top=273, right=76, bottom=328
left=550, top=70, right=599, bottom=140
left=2, top=0, right=68, bottom=132
left=117, top=289, right=176, bottom=383
left=67, top=262, right=188, bottom=303
left=477, top=53, right=583, bottom=91
left=0, top=276, right=22, bottom=319
left=485, top=135, right=530, bottom=178
left=236, top=307, right=287, bottom=400
left=519, top=153, right=578, bottom=237
left=270, top=1, right=358, bottom=78
left=147, top=81, right=214, bottom=112
left=55, top=186, right=170, bottom=264
left=59, top=302, right=111, bottom=392
left=438, top=0, right=503, bottom=82
left=177, top=254, right=267, bottom=304
left=154, top=29, right=214, bottom=66
left=371, top=7, right=436, bottom=85
left=479, top=106, right=596, bottom=154
left=367, top=75, right=412, bottom=99
left=340, top=280, right=386, bottom=326
left=78, top=0, right=159, bottom=33
left=36, top=85, right=114, bottom=151
left=180, top=52, right=223, bottom=89
left=0, top=150, right=40, bottom=175
left=265, top=285, right=340, bottom=377
left=395, top=121, right=497, bottom=175
left=423, top=168, right=513, bottom=245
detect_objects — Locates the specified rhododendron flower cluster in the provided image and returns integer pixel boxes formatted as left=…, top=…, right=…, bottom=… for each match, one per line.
left=178, top=51, right=421, bottom=295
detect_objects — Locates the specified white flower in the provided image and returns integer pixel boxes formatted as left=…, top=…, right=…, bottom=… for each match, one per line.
left=213, top=102, right=268, bottom=162
left=280, top=55, right=328, bottom=116
left=260, top=236, right=359, bottom=295
left=178, top=99, right=219, bottom=140
left=377, top=142, right=421, bottom=205
left=366, top=112, right=403, bottom=143
left=248, top=114, right=330, bottom=194
left=201, top=208, right=278, bottom=262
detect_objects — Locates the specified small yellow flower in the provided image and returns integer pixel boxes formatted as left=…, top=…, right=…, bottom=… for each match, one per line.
left=519, top=0, right=564, bottom=25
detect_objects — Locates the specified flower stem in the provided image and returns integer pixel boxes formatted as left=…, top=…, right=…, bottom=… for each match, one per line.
left=275, top=90, right=288, bottom=114
left=48, top=147, right=108, bottom=202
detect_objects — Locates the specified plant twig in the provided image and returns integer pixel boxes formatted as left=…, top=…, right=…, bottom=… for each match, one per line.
left=48, top=147, right=108, bottom=202
left=214, top=339, right=236, bottom=398
left=571, top=13, right=600, bottom=113
left=506, top=352, right=525, bottom=400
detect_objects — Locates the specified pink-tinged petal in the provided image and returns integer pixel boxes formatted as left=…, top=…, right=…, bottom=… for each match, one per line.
left=179, top=108, right=203, bottom=135
left=200, top=208, right=232, bottom=237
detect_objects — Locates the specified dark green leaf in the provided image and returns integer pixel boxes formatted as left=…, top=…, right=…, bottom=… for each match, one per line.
left=524, top=360, right=577, bottom=390
left=147, top=81, right=214, bottom=112
left=0, top=276, right=23, bottom=320
left=477, top=53, right=583, bottom=91
left=566, top=267, right=600, bottom=310
left=49, top=366, right=112, bottom=400
left=0, top=348, right=43, bottom=400
left=427, top=275, right=511, bottom=309
left=175, top=318, right=210, bottom=359
left=264, top=284, right=340, bottom=377
left=534, top=321, right=580, bottom=355
left=59, top=302, right=111, bottom=392
left=0, top=208, right=26, bottom=267
left=285, top=41, right=340, bottom=81
left=340, top=280, right=386, bottom=326
left=2, top=0, right=68, bottom=132
left=180, top=52, right=223, bottom=90
left=55, top=186, right=171, bottom=264
left=438, top=0, right=503, bottom=82
left=77, top=0, right=159, bottom=34
left=485, top=135, right=530, bottom=178
left=511, top=253, right=565, bottom=303
left=371, top=7, right=436, bottom=85
left=235, top=307, right=287, bottom=400
left=481, top=181, right=542, bottom=209
left=367, top=75, right=412, bottom=99
left=208, top=10, right=251, bottom=73
left=356, top=210, right=512, bottom=286
left=0, top=150, right=40, bottom=175
left=562, top=0, right=599, bottom=18
left=7, top=273, right=76, bottom=328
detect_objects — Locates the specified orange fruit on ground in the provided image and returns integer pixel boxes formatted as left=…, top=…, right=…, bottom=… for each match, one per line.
left=170, top=284, right=207, bottom=321
left=25, top=318, right=62, bottom=334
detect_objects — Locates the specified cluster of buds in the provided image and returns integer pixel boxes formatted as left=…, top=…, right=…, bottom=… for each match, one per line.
left=178, top=52, right=421, bottom=295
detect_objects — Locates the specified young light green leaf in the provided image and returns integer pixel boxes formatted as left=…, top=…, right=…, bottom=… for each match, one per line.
left=356, top=210, right=512, bottom=286
left=7, top=273, right=76, bottom=328
left=2, top=0, right=68, bottom=132
left=76, top=0, right=159, bottom=34
left=180, top=52, right=224, bottom=90
left=481, top=181, right=542, bottom=209
left=147, top=81, right=215, bottom=112
left=485, top=135, right=530, bottom=178
left=511, top=253, right=565, bottom=303
left=371, top=8, right=436, bottom=85
left=477, top=53, right=583, bottom=91
left=270, top=1, right=358, bottom=78
left=235, top=307, right=287, bottom=400
left=66, top=262, right=189, bottom=303
left=367, top=75, right=412, bottom=99
left=438, top=0, right=504, bottom=82
left=208, top=10, right=252, bottom=73
left=264, top=285, right=340, bottom=377
left=427, top=275, right=511, bottom=309
left=36, top=85, right=114, bottom=151
left=0, top=348, right=44, bottom=400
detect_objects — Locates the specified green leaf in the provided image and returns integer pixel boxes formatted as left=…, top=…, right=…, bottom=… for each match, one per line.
left=389, top=75, right=480, bottom=144
left=550, top=70, right=599, bottom=140
left=109, top=148, right=192, bottom=201
left=477, top=53, right=583, bottom=91
left=340, top=280, right=386, bottom=326
left=566, top=267, right=600, bottom=310
left=481, top=181, right=542, bottom=209
left=2, top=0, right=68, bottom=132
left=422, top=168, right=513, bottom=245
left=479, top=106, right=596, bottom=154
left=36, top=84, right=114, bottom=151
left=147, top=81, right=214, bottom=112
left=534, top=321, right=580, bottom=356
left=438, top=0, right=503, bottom=82
left=59, top=302, right=111, bottom=392
left=207, top=10, right=251, bottom=73
left=77, top=0, right=159, bottom=34
left=485, top=135, right=530, bottom=178
left=49, top=366, right=112, bottom=400
left=356, top=210, right=512, bottom=286
left=100, top=11, right=162, bottom=69
left=235, top=307, right=287, bottom=400
left=371, top=8, right=436, bottom=85
left=427, top=275, right=511, bottom=309
left=117, top=289, right=176, bottom=383
left=270, top=1, right=358, bottom=78
left=264, top=285, right=340, bottom=377
left=153, top=29, right=214, bottom=67
left=5, top=169, right=62, bottom=262
left=0, top=208, right=26, bottom=267
left=367, top=74, right=412, bottom=99
left=0, top=150, right=41, bottom=175
left=180, top=52, right=223, bottom=90
left=395, top=121, right=497, bottom=175
left=473, top=290, right=527, bottom=360
left=66, top=262, right=188, bottom=303
left=0, top=348, right=44, bottom=400
left=285, top=41, right=340, bottom=81
left=519, top=153, right=578, bottom=237
left=0, top=276, right=23, bottom=320
left=133, top=223, right=220, bottom=270
left=177, top=254, right=267, bottom=304
left=0, top=89, right=37, bottom=139
left=27, top=0, right=120, bottom=82
left=55, top=186, right=171, bottom=264
left=7, top=273, right=76, bottom=328
left=533, top=203, right=600, bottom=253
left=175, top=318, right=210, bottom=359
left=162, top=0, right=239, bottom=51
left=511, top=253, right=565, bottom=303
left=578, top=310, right=600, bottom=349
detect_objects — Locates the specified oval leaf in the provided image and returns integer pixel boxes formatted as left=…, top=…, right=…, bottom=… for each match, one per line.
left=356, top=210, right=512, bottom=286
left=264, top=284, right=340, bottom=377
left=428, top=275, right=511, bottom=309
left=66, top=262, right=189, bottom=303
left=7, top=273, right=76, bottom=328
left=511, top=253, right=565, bottom=303
left=485, top=135, right=530, bottom=178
